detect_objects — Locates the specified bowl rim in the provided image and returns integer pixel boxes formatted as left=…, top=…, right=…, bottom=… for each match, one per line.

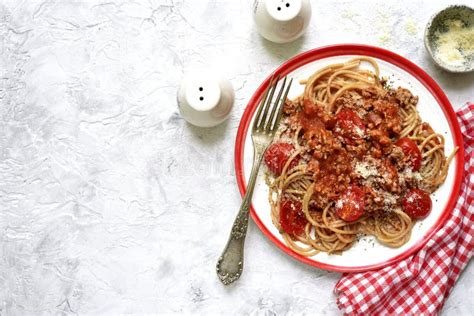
left=424, top=4, right=474, bottom=73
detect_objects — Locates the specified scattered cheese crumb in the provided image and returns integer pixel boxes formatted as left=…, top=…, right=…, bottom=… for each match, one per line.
left=379, top=32, right=391, bottom=45
left=375, top=8, right=392, bottom=45
left=353, top=125, right=365, bottom=138
left=405, top=18, right=417, bottom=35
left=382, top=192, right=397, bottom=206
left=355, top=161, right=379, bottom=179
left=399, top=167, right=423, bottom=185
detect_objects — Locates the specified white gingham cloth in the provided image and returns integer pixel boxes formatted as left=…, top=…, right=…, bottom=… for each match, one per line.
left=334, top=103, right=474, bottom=315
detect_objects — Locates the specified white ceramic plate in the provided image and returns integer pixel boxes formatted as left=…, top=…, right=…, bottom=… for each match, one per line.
left=234, top=45, right=464, bottom=272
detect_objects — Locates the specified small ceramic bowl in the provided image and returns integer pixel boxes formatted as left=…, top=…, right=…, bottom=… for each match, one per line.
left=177, top=72, right=234, bottom=127
left=424, top=5, right=474, bottom=73
left=254, top=0, right=312, bottom=44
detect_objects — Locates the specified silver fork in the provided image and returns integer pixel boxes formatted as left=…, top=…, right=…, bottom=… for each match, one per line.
left=216, top=76, right=293, bottom=285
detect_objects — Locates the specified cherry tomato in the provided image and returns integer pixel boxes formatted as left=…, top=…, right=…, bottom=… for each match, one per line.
left=402, top=188, right=432, bottom=219
left=395, top=137, right=422, bottom=171
left=279, top=199, right=307, bottom=236
left=264, top=143, right=299, bottom=175
left=335, top=185, right=365, bottom=222
left=334, top=108, right=366, bottom=143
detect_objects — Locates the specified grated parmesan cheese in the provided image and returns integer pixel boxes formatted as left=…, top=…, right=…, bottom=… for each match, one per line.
left=399, top=167, right=423, bottom=185
left=413, top=172, right=422, bottom=180
left=355, top=161, right=379, bottom=179
left=382, top=192, right=397, bottom=206
left=353, top=125, right=365, bottom=138
left=405, top=18, right=418, bottom=35
left=434, top=19, right=474, bottom=67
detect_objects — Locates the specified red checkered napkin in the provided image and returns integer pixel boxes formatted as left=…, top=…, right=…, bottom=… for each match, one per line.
left=334, top=103, right=474, bottom=315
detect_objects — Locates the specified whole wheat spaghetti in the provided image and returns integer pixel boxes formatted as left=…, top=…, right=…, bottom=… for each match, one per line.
left=263, top=58, right=457, bottom=255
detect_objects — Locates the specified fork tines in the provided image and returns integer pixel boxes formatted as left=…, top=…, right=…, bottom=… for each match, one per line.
left=253, top=76, right=293, bottom=134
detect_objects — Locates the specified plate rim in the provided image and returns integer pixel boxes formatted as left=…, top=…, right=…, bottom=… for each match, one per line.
left=234, top=44, right=465, bottom=272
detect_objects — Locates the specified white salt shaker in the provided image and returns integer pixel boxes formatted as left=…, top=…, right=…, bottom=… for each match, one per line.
left=253, top=0, right=312, bottom=43
left=177, top=72, right=234, bottom=127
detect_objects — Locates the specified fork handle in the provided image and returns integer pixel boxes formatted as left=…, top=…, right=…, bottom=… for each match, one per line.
left=216, top=152, right=263, bottom=285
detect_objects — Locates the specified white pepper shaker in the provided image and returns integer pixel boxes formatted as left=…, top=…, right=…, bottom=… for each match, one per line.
left=177, top=72, right=234, bottom=127
left=253, top=0, right=312, bottom=43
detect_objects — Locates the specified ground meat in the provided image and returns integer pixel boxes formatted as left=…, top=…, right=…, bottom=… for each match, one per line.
left=361, top=86, right=380, bottom=99
left=381, top=159, right=400, bottom=193
left=372, top=100, right=402, bottom=136
left=401, top=169, right=422, bottom=189
left=333, top=95, right=354, bottom=109
left=369, top=129, right=392, bottom=150
left=364, top=186, right=397, bottom=213
left=307, top=159, right=320, bottom=174
left=366, top=112, right=382, bottom=128
left=283, top=98, right=300, bottom=115
left=363, top=186, right=378, bottom=213
left=346, top=142, right=369, bottom=159
left=389, top=146, right=405, bottom=169
left=391, top=87, right=419, bottom=109
left=334, top=93, right=366, bottom=116
left=312, top=150, right=352, bottom=206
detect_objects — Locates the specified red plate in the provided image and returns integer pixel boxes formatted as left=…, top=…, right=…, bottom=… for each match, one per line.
left=234, top=44, right=465, bottom=272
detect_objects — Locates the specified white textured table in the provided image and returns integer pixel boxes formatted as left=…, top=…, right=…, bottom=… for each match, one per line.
left=1, top=0, right=472, bottom=314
